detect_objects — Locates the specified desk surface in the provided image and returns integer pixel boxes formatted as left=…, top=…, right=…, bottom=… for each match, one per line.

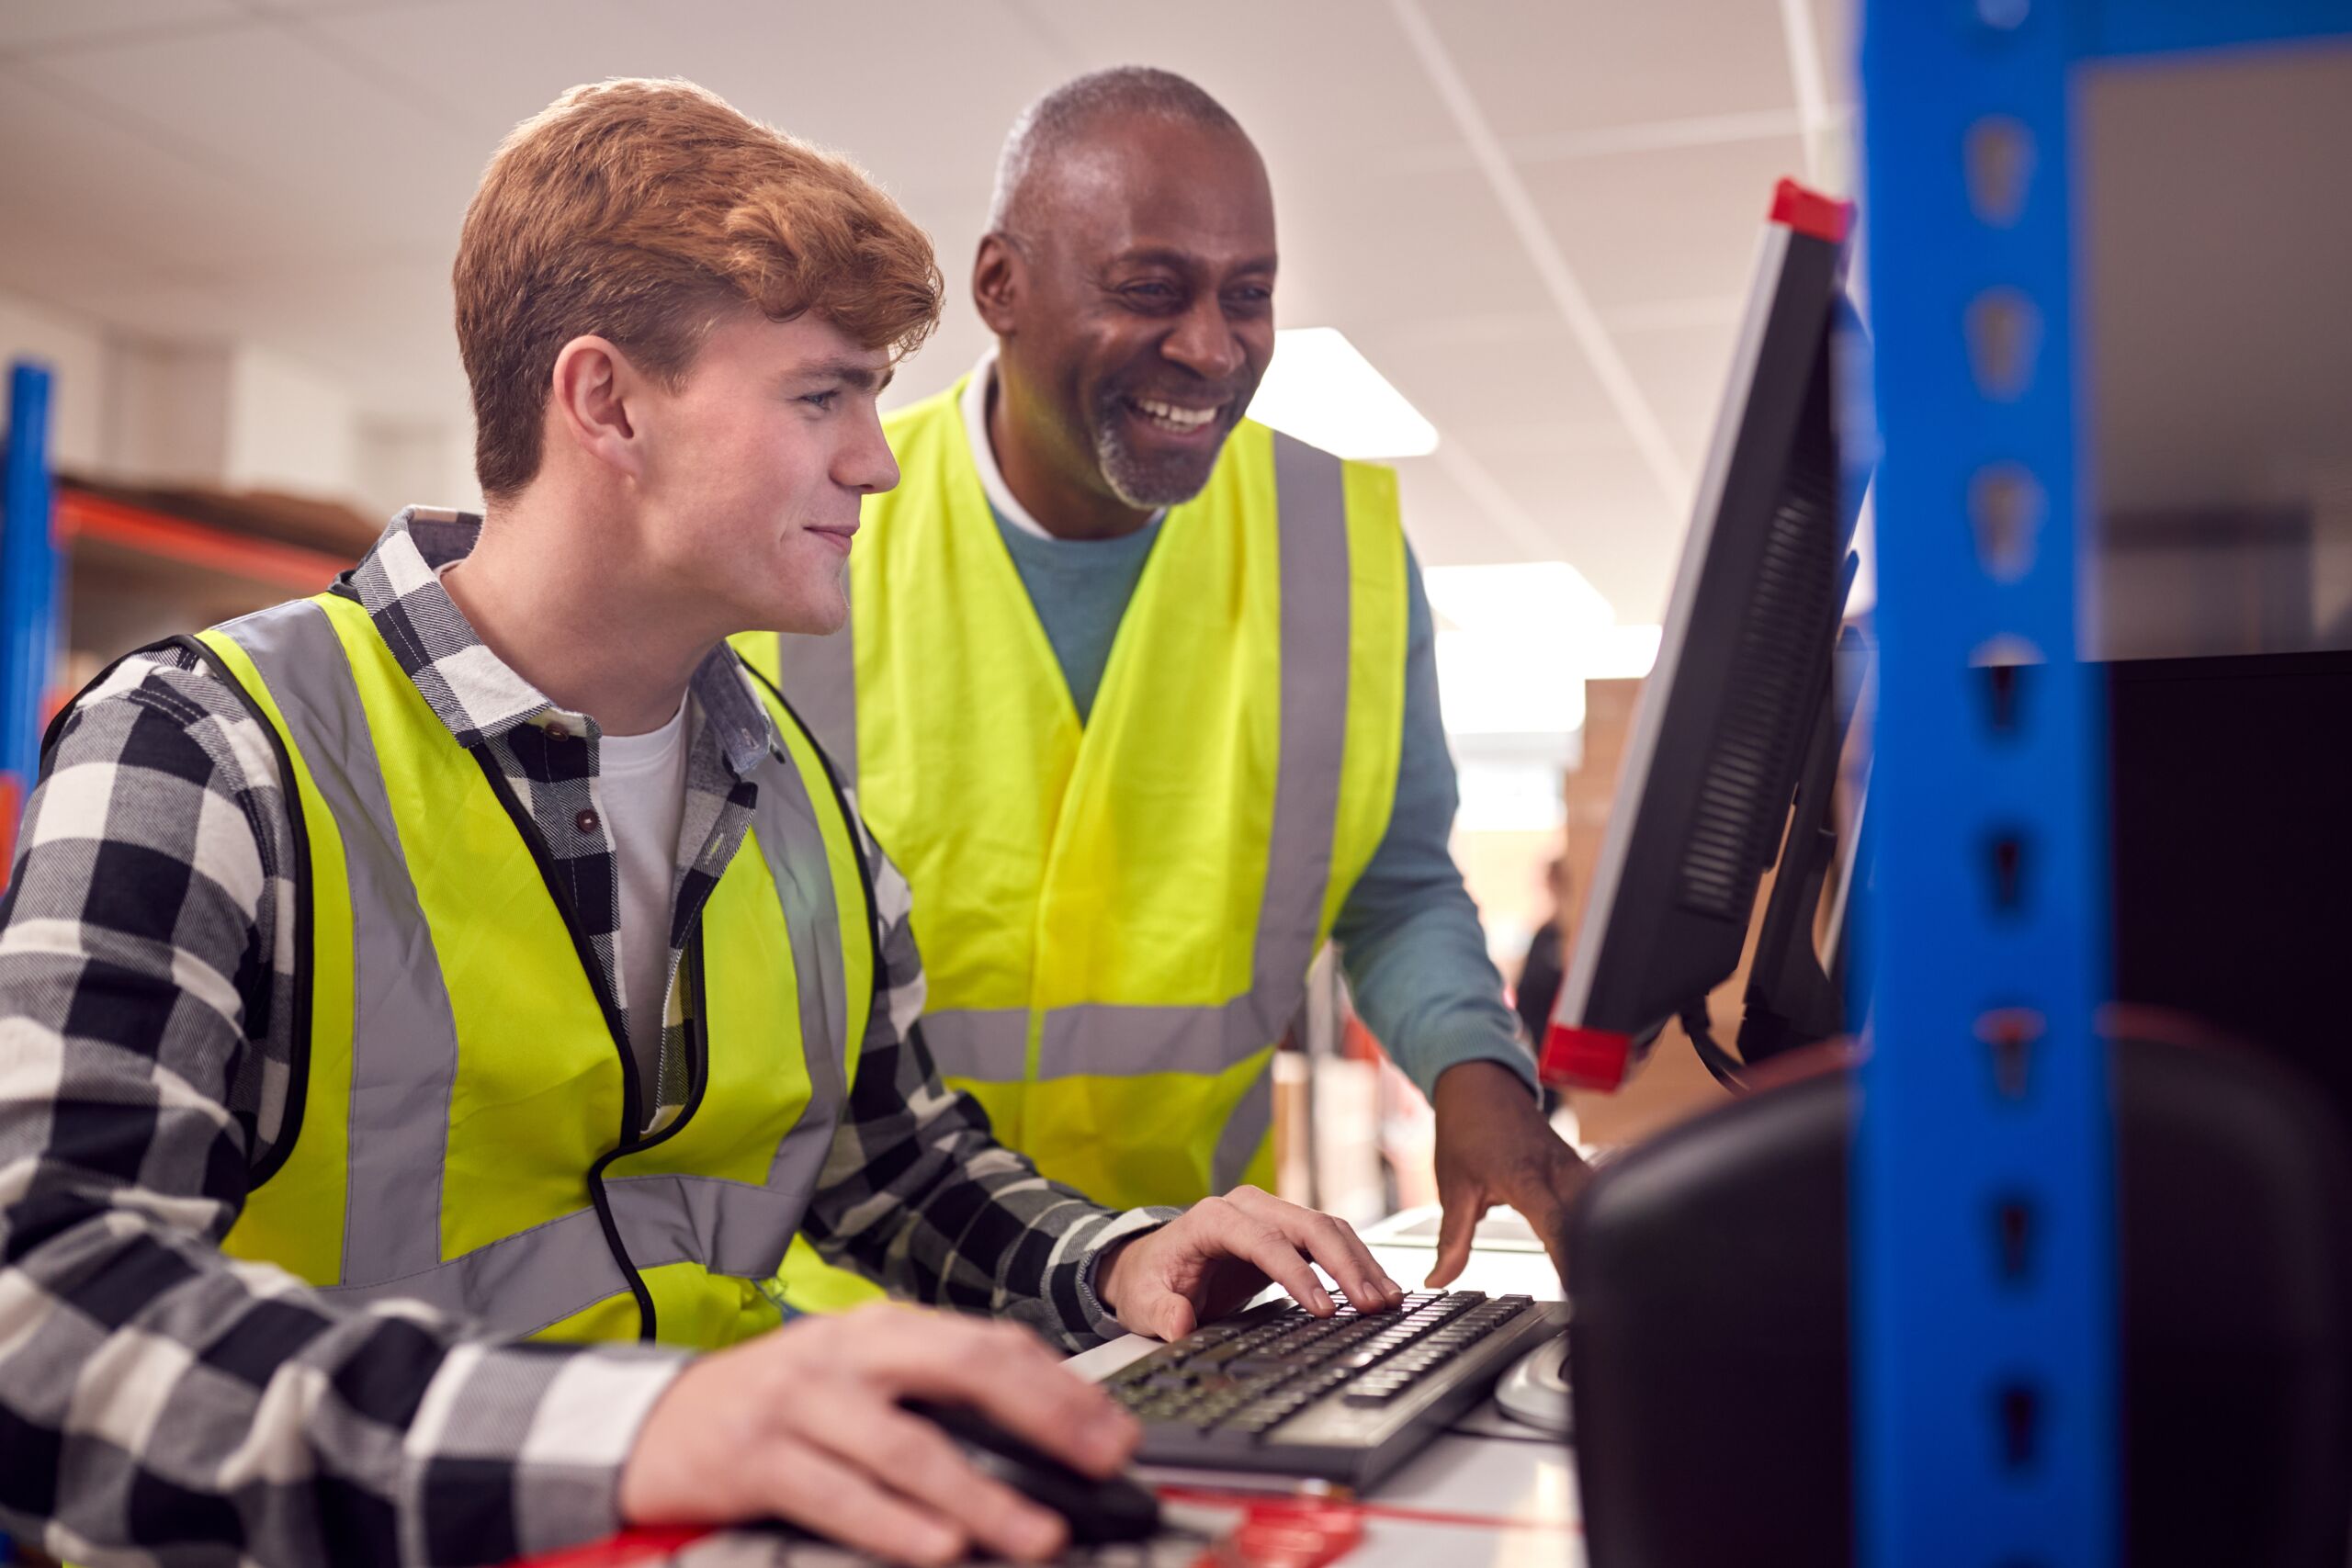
left=519, top=1209, right=1580, bottom=1568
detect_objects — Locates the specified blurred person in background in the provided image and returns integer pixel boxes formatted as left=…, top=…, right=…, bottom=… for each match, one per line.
left=741, top=67, right=1590, bottom=1301
left=0, top=78, right=1404, bottom=1568
left=1513, top=856, right=1572, bottom=1051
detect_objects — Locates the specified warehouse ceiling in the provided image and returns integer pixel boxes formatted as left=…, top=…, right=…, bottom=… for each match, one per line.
left=0, top=0, right=1857, bottom=623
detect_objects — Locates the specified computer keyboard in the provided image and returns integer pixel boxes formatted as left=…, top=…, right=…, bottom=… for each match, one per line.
left=1102, top=1288, right=1572, bottom=1489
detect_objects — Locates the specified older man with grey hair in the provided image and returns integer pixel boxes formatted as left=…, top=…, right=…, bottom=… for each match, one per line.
left=744, top=67, right=1590, bottom=1314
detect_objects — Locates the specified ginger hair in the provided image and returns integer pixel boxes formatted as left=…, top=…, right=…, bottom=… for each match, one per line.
left=456, top=77, right=942, bottom=501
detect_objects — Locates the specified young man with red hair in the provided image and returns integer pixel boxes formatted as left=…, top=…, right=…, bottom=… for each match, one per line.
left=0, top=79, right=1396, bottom=1568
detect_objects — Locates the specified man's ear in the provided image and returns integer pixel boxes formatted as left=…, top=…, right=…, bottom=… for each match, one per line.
left=548, top=333, right=645, bottom=481
left=972, top=232, right=1023, bottom=338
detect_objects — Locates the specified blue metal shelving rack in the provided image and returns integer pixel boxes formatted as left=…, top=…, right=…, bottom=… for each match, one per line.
left=1856, top=4, right=2352, bottom=1565
left=0, top=360, right=51, bottom=1568
left=1, top=360, right=59, bottom=886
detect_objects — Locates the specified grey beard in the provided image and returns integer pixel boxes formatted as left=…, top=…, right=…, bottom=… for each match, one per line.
left=1093, top=388, right=1224, bottom=510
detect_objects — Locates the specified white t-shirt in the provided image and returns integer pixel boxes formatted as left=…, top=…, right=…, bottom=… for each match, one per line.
left=596, top=698, right=692, bottom=1102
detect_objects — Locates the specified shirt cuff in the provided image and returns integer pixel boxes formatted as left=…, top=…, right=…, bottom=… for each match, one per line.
left=403, top=1337, right=691, bottom=1566
left=1072, top=1205, right=1185, bottom=1344
left=1419, top=1028, right=1543, bottom=1103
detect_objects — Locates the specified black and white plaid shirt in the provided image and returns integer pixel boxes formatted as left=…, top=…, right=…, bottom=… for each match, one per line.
left=0, top=509, right=1169, bottom=1568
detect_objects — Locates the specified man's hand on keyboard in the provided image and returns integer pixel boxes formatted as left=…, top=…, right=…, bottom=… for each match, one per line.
left=1093, top=1184, right=1406, bottom=1340
left=1428, top=1058, right=1592, bottom=1288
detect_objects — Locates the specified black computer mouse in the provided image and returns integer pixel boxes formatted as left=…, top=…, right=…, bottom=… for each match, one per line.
left=902, top=1399, right=1162, bottom=1547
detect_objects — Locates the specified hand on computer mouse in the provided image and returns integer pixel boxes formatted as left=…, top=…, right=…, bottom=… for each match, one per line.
left=616, top=1303, right=1138, bottom=1567
left=903, top=1399, right=1161, bottom=1547
left=1093, top=1183, right=1406, bottom=1340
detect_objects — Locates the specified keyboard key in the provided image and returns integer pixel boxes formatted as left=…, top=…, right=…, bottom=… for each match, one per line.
left=1224, top=1358, right=1297, bottom=1378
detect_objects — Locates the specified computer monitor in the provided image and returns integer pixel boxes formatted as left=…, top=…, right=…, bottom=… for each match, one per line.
left=1540, top=180, right=1863, bottom=1093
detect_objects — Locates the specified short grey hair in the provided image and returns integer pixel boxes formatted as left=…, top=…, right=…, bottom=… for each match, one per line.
left=987, top=66, right=1245, bottom=234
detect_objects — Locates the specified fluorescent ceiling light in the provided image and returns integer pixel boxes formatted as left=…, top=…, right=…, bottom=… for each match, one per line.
left=1427, top=563, right=1609, bottom=739
left=1437, top=628, right=1588, bottom=737
left=1423, top=562, right=1662, bottom=735
left=1583, top=623, right=1663, bottom=681
left=1453, top=759, right=1571, bottom=835
left=1246, top=328, right=1439, bottom=459
left=1424, top=561, right=1613, bottom=633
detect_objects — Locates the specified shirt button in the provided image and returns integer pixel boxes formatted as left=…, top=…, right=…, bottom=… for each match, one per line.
left=545, top=720, right=571, bottom=741
left=574, top=807, right=600, bottom=834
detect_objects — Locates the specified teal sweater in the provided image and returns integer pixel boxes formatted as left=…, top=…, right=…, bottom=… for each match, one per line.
left=992, top=513, right=1535, bottom=1100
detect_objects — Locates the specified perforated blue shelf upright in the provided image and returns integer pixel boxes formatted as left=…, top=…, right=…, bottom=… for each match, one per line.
left=1, top=360, right=59, bottom=886
left=1855, top=3, right=2352, bottom=1566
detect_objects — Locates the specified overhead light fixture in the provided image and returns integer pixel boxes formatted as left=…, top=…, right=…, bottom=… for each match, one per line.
left=1422, top=561, right=1662, bottom=744
left=1425, top=561, right=1613, bottom=633
left=1245, top=328, right=1440, bottom=459
left=1426, top=563, right=1610, bottom=739
left=1582, top=623, right=1663, bottom=681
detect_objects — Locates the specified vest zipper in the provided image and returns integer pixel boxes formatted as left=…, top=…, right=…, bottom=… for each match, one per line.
left=581, top=931, right=718, bottom=1340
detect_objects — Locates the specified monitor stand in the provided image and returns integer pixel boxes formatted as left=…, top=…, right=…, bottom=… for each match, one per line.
left=1738, top=624, right=1868, bottom=1066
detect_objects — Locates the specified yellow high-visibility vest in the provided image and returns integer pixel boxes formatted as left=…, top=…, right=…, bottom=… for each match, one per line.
left=739, top=381, right=1406, bottom=1308
left=195, top=591, right=874, bottom=1348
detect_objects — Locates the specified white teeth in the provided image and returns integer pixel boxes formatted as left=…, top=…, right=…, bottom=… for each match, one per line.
left=1135, top=398, right=1218, bottom=430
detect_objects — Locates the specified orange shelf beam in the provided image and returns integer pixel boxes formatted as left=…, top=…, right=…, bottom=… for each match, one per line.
left=56, top=491, right=354, bottom=595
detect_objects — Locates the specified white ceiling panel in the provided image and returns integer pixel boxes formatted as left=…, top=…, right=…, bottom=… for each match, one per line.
left=0, top=208, right=164, bottom=309
left=1425, top=0, right=1796, bottom=141
left=1615, top=318, right=1745, bottom=472
left=31, top=18, right=486, bottom=257
left=1394, top=453, right=1542, bottom=568
left=0, top=0, right=247, bottom=52
left=294, top=0, right=684, bottom=143
left=1528, top=132, right=1809, bottom=309
left=0, top=56, right=362, bottom=272
left=1471, top=440, right=1686, bottom=619
left=1012, top=0, right=1461, bottom=175
left=1269, top=161, right=1546, bottom=333
left=1354, top=321, right=1621, bottom=446
left=308, top=0, right=1061, bottom=199
left=638, top=1, right=1065, bottom=195
left=239, top=0, right=459, bottom=12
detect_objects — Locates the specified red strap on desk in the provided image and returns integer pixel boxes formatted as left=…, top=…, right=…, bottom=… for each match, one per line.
left=1159, top=1485, right=1580, bottom=1541
left=504, top=1528, right=704, bottom=1567
left=1539, top=1022, right=1633, bottom=1091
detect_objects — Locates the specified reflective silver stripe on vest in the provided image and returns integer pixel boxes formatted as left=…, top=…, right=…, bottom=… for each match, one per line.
left=219, top=599, right=461, bottom=1290
left=742, top=746, right=853, bottom=1180
left=220, top=601, right=853, bottom=1331
left=886, top=433, right=1354, bottom=1130
left=321, top=1122, right=836, bottom=1337
left=918, top=1008, right=1029, bottom=1082
left=1212, top=1068, right=1277, bottom=1192
left=767, top=620, right=859, bottom=789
